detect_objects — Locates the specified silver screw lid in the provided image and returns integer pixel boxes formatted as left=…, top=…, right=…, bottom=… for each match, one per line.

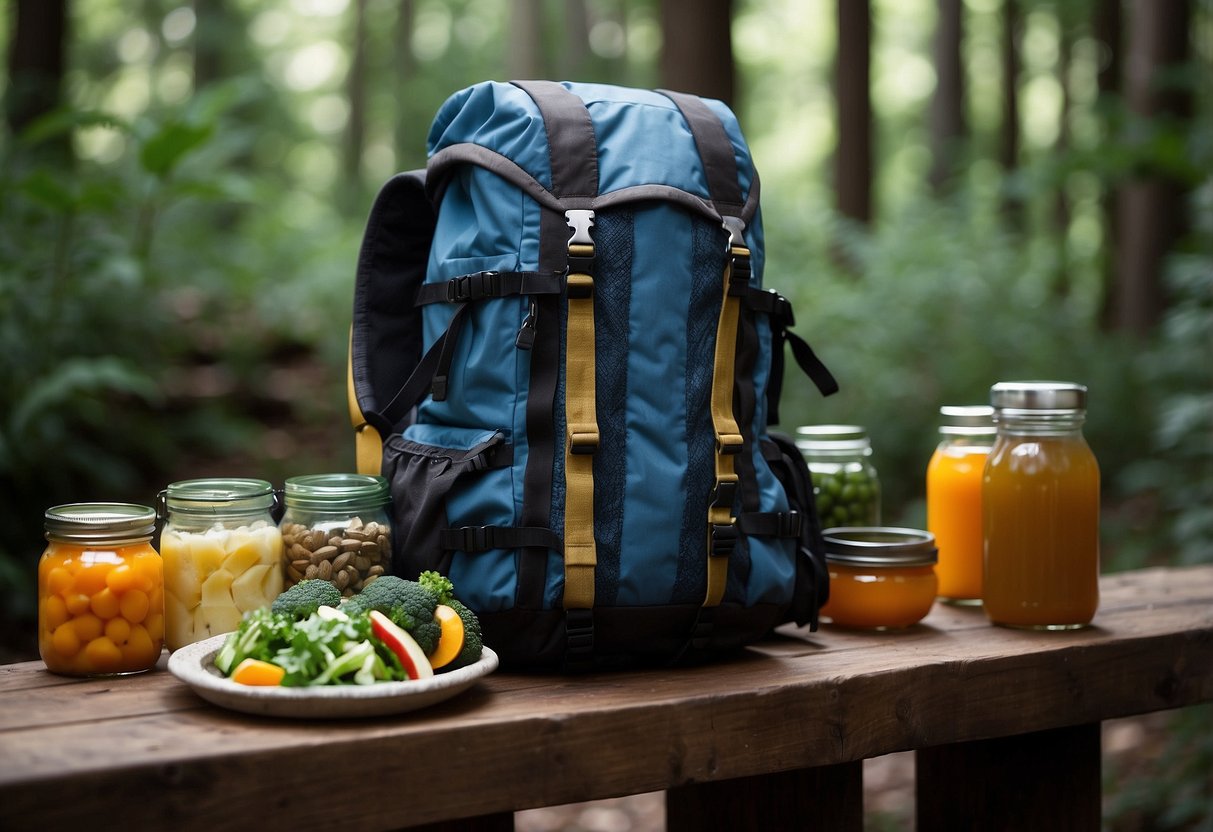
left=822, top=527, right=938, bottom=567
left=44, top=503, right=157, bottom=542
left=990, top=381, right=1087, bottom=411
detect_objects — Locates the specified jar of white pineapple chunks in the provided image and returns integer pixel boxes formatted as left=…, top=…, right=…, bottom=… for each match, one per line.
left=160, top=478, right=283, bottom=650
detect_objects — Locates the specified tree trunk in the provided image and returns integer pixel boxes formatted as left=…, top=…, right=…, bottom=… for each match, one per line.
left=929, top=0, right=965, bottom=194
left=659, top=0, right=735, bottom=106
left=562, top=0, right=591, bottom=80
left=835, top=0, right=872, bottom=226
left=1093, top=0, right=1123, bottom=329
left=5, top=0, right=68, bottom=153
left=393, top=0, right=423, bottom=169
left=508, top=0, right=545, bottom=80
left=999, top=0, right=1022, bottom=229
left=1052, top=12, right=1073, bottom=297
left=342, top=0, right=369, bottom=211
left=1109, top=0, right=1192, bottom=336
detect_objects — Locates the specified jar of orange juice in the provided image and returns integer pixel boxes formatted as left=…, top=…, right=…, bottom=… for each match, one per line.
left=926, top=405, right=996, bottom=605
left=38, top=503, right=164, bottom=676
left=983, top=382, right=1100, bottom=630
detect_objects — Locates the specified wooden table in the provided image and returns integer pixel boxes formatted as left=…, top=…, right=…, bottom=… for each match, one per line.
left=1, top=565, right=1210, bottom=832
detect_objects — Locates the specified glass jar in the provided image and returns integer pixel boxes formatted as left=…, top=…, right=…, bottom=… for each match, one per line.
left=38, top=503, right=164, bottom=676
left=280, top=474, right=392, bottom=599
left=160, top=478, right=283, bottom=650
left=818, top=527, right=938, bottom=630
left=983, top=382, right=1100, bottom=630
left=796, top=424, right=881, bottom=528
left=926, top=405, right=996, bottom=605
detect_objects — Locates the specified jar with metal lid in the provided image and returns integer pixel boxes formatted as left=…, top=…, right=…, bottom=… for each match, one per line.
left=796, top=424, right=881, bottom=528
left=38, top=503, right=164, bottom=676
left=279, top=474, right=392, bottom=599
left=926, top=405, right=996, bottom=605
left=818, top=527, right=938, bottom=629
left=160, top=478, right=283, bottom=650
left=983, top=382, right=1100, bottom=630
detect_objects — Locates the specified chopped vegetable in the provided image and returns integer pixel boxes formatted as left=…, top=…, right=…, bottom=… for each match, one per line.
left=271, top=579, right=343, bottom=621
left=213, top=607, right=292, bottom=676
left=419, top=571, right=483, bottom=668
left=428, top=605, right=465, bottom=670
left=230, top=658, right=286, bottom=686
left=369, top=611, right=433, bottom=680
left=342, top=576, right=441, bottom=655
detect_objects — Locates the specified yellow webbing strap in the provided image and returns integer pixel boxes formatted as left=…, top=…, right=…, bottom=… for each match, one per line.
left=704, top=244, right=748, bottom=606
left=562, top=256, right=599, bottom=611
left=347, top=327, right=383, bottom=477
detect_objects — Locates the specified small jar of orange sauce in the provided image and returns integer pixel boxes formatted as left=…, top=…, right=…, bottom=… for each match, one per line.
left=983, top=382, right=1099, bottom=630
left=818, top=528, right=938, bottom=630
left=926, top=405, right=996, bottom=605
left=38, top=503, right=164, bottom=676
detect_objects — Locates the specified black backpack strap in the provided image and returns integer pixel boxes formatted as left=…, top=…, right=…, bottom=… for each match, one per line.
left=510, top=83, right=601, bottom=672
left=761, top=433, right=829, bottom=628
left=741, top=287, right=839, bottom=425
left=658, top=89, right=745, bottom=217
left=351, top=170, right=435, bottom=438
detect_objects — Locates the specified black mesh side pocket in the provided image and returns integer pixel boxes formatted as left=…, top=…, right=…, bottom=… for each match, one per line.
left=381, top=430, right=509, bottom=579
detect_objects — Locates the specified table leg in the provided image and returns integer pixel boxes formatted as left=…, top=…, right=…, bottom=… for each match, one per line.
left=916, top=722, right=1101, bottom=832
left=666, top=761, right=863, bottom=832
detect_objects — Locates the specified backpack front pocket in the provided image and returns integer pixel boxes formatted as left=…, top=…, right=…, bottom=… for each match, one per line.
left=382, top=425, right=513, bottom=580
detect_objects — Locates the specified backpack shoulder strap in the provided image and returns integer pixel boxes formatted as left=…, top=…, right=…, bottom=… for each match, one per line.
left=349, top=170, right=435, bottom=473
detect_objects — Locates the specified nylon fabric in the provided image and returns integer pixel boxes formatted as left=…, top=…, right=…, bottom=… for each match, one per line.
left=562, top=262, right=598, bottom=611
left=590, top=210, right=633, bottom=607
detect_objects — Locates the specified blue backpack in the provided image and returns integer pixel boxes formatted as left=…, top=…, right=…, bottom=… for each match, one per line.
left=349, top=81, right=837, bottom=669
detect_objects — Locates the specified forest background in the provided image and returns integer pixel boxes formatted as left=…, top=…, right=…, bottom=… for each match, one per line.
left=1, top=1, right=1210, bottom=829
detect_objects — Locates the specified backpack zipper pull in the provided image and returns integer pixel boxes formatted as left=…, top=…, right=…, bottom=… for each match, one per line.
left=516, top=299, right=538, bottom=349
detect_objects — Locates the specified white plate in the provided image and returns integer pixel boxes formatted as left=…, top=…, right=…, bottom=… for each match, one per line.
left=168, top=633, right=498, bottom=719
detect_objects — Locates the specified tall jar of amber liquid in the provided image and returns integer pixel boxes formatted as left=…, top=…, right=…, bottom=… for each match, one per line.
left=38, top=503, right=164, bottom=676
left=926, top=405, right=996, bottom=605
left=983, top=382, right=1100, bottom=629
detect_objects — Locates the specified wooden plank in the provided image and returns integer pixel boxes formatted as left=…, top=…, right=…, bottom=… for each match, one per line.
left=0, top=566, right=1208, bottom=831
left=666, top=761, right=863, bottom=832
left=916, top=723, right=1101, bottom=831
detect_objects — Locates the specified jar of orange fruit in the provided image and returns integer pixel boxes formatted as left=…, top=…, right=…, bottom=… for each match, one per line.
left=38, top=503, right=164, bottom=676
left=818, top=527, right=938, bottom=630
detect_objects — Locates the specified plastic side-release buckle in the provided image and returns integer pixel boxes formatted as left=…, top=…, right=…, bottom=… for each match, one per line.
left=779, top=510, right=802, bottom=538
left=454, top=526, right=491, bottom=552
left=445, top=270, right=501, bottom=303
left=711, top=479, right=738, bottom=509
left=710, top=523, right=738, bottom=557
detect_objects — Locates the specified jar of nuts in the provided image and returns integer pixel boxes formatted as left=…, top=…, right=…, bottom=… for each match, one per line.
left=795, top=424, right=882, bottom=529
left=279, top=474, right=392, bottom=599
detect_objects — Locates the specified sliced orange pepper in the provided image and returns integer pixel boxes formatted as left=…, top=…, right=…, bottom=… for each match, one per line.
left=230, top=658, right=286, bottom=686
left=428, top=605, right=465, bottom=670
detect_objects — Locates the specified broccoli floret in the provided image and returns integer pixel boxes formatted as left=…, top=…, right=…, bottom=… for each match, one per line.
left=271, top=579, right=343, bottom=621
left=447, top=599, right=484, bottom=668
left=342, top=576, right=441, bottom=655
left=418, top=571, right=483, bottom=668
left=418, top=571, right=455, bottom=604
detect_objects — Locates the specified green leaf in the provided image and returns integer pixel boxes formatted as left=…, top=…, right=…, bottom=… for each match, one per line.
left=19, top=108, right=130, bottom=147
left=7, top=357, right=160, bottom=438
left=138, top=121, right=215, bottom=178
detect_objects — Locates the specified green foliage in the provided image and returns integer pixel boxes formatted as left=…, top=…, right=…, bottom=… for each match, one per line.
left=768, top=193, right=1152, bottom=532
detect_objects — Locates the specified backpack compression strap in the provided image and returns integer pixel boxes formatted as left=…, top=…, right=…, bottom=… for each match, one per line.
left=511, top=81, right=601, bottom=632
left=660, top=89, right=749, bottom=608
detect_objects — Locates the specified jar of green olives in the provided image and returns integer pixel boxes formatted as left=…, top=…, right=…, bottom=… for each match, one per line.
left=796, top=425, right=881, bottom=528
